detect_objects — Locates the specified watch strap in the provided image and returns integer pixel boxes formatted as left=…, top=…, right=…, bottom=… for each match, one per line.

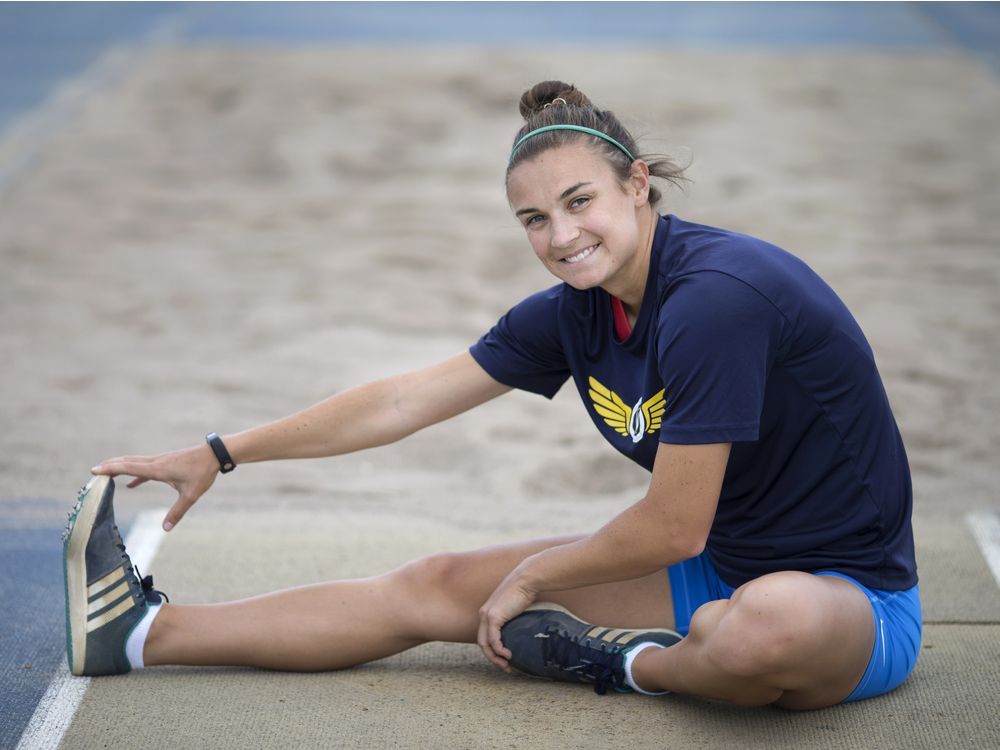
left=205, top=432, right=236, bottom=473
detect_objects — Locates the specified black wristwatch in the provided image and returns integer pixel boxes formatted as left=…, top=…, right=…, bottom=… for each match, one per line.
left=205, top=432, right=236, bottom=473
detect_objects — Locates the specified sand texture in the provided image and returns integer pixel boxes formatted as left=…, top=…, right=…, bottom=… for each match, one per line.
left=2, top=47, right=998, bottom=528
left=2, top=46, right=1000, bottom=748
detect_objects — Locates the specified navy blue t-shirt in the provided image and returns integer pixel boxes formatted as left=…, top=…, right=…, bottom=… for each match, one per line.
left=470, top=215, right=917, bottom=590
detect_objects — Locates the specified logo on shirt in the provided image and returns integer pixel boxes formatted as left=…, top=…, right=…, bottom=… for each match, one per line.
left=587, top=376, right=666, bottom=444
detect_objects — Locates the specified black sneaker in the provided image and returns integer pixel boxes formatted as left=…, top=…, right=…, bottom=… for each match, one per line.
left=63, top=475, right=168, bottom=676
left=500, top=603, right=681, bottom=694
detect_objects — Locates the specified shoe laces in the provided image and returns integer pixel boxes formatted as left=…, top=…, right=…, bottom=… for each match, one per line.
left=110, top=521, right=169, bottom=606
left=135, top=567, right=170, bottom=604
left=540, top=627, right=626, bottom=695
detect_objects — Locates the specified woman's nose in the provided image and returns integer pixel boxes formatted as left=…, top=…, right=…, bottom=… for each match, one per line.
left=550, top=216, right=580, bottom=249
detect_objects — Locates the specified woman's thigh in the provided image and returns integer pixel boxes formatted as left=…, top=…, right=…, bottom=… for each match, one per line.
left=397, top=535, right=674, bottom=643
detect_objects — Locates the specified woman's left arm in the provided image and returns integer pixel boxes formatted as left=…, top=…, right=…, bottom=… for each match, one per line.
left=478, top=441, right=731, bottom=669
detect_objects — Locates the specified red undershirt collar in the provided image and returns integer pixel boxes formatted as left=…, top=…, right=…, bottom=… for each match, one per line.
left=610, top=295, right=632, bottom=342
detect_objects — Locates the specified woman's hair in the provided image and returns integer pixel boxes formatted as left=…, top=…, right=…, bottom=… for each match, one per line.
left=506, top=81, right=687, bottom=207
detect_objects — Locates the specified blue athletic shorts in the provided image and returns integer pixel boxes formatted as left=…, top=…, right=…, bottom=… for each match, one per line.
left=667, top=552, right=922, bottom=703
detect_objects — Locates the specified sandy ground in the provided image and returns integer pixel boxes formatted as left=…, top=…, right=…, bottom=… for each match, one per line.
left=2, top=45, right=999, bottom=747
left=2, top=46, right=998, bottom=526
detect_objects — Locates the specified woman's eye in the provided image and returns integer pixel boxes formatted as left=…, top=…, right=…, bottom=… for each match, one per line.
left=525, top=214, right=544, bottom=227
left=570, top=196, right=590, bottom=209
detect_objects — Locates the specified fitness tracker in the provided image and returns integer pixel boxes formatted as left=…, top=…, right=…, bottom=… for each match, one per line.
left=205, top=432, right=236, bottom=473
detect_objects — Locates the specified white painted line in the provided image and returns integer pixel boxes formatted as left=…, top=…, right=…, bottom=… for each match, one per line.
left=15, top=509, right=168, bottom=750
left=966, top=511, right=1000, bottom=590
left=124, top=509, right=170, bottom=576
left=13, top=665, right=89, bottom=750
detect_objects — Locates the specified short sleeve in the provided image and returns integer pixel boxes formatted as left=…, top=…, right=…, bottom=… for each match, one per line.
left=655, top=271, right=786, bottom=444
left=469, top=286, right=571, bottom=399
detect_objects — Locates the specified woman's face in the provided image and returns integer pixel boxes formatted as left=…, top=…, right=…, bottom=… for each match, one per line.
left=506, top=142, right=650, bottom=294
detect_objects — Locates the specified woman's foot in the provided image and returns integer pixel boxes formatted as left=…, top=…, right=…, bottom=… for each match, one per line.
left=63, top=475, right=167, bottom=676
left=500, top=603, right=680, bottom=694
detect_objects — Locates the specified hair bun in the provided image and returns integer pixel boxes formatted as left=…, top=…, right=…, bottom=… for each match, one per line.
left=518, top=80, right=593, bottom=119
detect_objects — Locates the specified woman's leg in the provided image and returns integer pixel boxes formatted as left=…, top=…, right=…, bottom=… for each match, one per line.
left=143, top=534, right=675, bottom=671
left=629, top=571, right=875, bottom=709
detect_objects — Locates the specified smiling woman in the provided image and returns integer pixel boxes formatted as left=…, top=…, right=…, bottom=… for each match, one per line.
left=507, top=142, right=655, bottom=317
left=71, top=79, right=920, bottom=711
left=504, top=82, right=688, bottom=320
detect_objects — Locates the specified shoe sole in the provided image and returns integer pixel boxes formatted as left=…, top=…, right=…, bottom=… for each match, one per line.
left=523, top=602, right=683, bottom=642
left=63, top=475, right=111, bottom=676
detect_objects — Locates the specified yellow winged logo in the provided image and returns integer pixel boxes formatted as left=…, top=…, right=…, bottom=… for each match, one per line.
left=588, top=376, right=666, bottom=444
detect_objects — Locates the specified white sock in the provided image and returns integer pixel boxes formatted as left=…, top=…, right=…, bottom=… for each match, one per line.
left=125, top=603, right=163, bottom=670
left=623, top=642, right=670, bottom=695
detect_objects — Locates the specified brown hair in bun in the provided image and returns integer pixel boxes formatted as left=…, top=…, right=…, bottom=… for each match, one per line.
left=518, top=81, right=593, bottom=118
left=507, top=80, right=686, bottom=206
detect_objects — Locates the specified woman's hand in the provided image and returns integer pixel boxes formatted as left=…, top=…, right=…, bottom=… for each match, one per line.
left=477, top=569, right=538, bottom=672
left=90, top=444, right=220, bottom=531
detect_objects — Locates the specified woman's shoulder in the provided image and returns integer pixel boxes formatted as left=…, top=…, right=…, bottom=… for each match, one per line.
left=655, top=216, right=853, bottom=349
left=660, top=215, right=790, bottom=275
left=509, top=282, right=573, bottom=312
left=658, top=215, right=822, bottom=304
left=500, top=282, right=585, bottom=339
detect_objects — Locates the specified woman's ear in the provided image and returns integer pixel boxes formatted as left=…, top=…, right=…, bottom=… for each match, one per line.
left=629, top=159, right=652, bottom=206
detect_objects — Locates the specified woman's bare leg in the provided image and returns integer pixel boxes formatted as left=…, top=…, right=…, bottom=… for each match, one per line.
left=143, top=534, right=675, bottom=671
left=630, top=571, right=875, bottom=709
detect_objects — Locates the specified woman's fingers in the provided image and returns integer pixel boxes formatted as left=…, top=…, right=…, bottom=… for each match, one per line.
left=493, top=627, right=513, bottom=662
left=91, top=456, right=156, bottom=479
left=483, top=609, right=513, bottom=662
left=478, top=574, right=537, bottom=672
left=89, top=446, right=220, bottom=532
left=477, top=609, right=511, bottom=671
left=163, top=492, right=198, bottom=532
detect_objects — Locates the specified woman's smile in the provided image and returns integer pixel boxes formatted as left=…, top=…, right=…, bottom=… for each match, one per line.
left=562, top=243, right=600, bottom=264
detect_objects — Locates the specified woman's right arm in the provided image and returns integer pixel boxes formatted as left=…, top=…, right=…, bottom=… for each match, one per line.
left=92, top=351, right=510, bottom=530
left=227, top=351, right=510, bottom=461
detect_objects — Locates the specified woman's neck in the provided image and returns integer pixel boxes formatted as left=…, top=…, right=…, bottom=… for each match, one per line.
left=605, top=206, right=656, bottom=323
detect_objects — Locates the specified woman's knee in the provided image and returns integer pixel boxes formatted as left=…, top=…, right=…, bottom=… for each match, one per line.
left=381, top=537, right=585, bottom=641
left=699, top=572, right=825, bottom=677
left=383, top=551, right=494, bottom=641
left=389, top=552, right=469, bottom=606
left=386, top=537, right=580, bottom=610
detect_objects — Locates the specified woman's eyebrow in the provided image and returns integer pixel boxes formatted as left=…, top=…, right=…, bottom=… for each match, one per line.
left=515, top=182, right=592, bottom=217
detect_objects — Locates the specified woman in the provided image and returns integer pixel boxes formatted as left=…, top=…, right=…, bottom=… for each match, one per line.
left=67, top=80, right=920, bottom=709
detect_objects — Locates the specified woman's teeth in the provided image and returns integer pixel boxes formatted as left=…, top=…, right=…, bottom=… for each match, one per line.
left=564, top=244, right=598, bottom=264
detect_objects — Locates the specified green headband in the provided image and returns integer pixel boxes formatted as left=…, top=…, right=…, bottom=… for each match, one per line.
left=508, top=125, right=635, bottom=164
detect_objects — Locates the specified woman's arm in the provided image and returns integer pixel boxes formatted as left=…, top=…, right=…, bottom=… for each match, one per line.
left=225, top=352, right=510, bottom=462
left=479, top=441, right=730, bottom=667
left=93, top=352, right=510, bottom=530
left=517, top=441, right=729, bottom=585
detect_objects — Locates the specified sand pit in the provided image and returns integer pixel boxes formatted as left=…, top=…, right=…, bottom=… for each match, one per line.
left=2, top=44, right=999, bottom=748
left=2, top=47, right=997, bottom=528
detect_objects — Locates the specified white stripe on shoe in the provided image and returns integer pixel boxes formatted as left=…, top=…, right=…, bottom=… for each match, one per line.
left=597, top=628, right=629, bottom=642
left=87, top=569, right=125, bottom=597
left=86, top=595, right=137, bottom=633
left=611, top=630, right=644, bottom=645
left=87, top=580, right=129, bottom=614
